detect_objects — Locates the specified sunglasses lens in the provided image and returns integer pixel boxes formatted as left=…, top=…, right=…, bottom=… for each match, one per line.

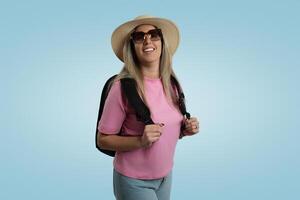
left=132, top=32, right=145, bottom=43
left=131, top=29, right=162, bottom=43
left=148, top=29, right=161, bottom=41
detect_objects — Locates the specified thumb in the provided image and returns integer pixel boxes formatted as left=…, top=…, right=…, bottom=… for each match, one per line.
left=156, top=123, right=164, bottom=135
left=185, top=118, right=191, bottom=126
left=158, top=123, right=165, bottom=127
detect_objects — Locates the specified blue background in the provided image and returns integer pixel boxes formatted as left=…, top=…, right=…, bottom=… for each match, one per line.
left=1, top=0, right=299, bottom=199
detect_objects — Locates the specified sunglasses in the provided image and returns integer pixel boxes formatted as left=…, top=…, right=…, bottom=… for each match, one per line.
left=131, top=28, right=162, bottom=44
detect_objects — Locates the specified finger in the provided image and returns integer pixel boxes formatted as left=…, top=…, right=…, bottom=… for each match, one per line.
left=185, top=118, right=198, bottom=124
left=154, top=127, right=163, bottom=135
left=191, top=117, right=199, bottom=123
left=154, top=123, right=164, bottom=134
left=145, top=124, right=162, bottom=133
left=159, top=123, right=165, bottom=127
left=152, top=132, right=162, bottom=137
left=186, top=125, right=194, bottom=132
left=191, top=121, right=198, bottom=127
left=186, top=119, right=199, bottom=127
left=146, top=131, right=161, bottom=138
left=189, top=117, right=198, bottom=123
left=187, top=123, right=198, bottom=130
left=191, top=122, right=198, bottom=128
left=149, top=136, right=160, bottom=143
left=185, top=120, right=194, bottom=128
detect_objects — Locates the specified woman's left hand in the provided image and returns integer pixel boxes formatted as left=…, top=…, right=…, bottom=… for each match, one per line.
left=183, top=117, right=200, bottom=136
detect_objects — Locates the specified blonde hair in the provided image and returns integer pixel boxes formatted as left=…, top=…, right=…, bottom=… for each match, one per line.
left=114, top=28, right=180, bottom=109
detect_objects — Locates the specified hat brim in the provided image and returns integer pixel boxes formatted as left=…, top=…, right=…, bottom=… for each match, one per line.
left=111, top=17, right=180, bottom=62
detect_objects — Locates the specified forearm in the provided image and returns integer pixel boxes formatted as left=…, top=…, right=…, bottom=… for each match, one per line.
left=98, top=132, right=143, bottom=152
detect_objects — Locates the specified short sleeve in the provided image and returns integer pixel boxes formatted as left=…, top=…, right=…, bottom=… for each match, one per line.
left=98, top=81, right=126, bottom=134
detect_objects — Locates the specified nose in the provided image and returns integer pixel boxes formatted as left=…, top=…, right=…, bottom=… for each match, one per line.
left=143, top=34, right=152, bottom=45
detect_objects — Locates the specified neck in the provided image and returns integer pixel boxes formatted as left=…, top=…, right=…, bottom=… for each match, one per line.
left=140, top=62, right=160, bottom=79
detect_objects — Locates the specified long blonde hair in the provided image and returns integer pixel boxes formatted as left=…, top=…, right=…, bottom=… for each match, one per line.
left=114, top=28, right=181, bottom=108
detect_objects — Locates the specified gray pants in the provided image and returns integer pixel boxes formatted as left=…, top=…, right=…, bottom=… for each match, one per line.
left=113, top=169, right=172, bottom=200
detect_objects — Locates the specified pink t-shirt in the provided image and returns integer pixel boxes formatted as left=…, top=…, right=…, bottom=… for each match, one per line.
left=98, top=77, right=183, bottom=179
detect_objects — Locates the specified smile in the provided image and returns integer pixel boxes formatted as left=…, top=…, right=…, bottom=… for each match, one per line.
left=143, top=47, right=155, bottom=53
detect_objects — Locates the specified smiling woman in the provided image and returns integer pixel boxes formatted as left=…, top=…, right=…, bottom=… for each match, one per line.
left=131, top=26, right=162, bottom=73
left=96, top=15, right=200, bottom=200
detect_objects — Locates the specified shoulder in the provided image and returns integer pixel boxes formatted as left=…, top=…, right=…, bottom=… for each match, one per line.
left=108, top=80, right=122, bottom=96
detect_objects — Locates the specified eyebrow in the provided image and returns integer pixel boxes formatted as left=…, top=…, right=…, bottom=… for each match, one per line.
left=133, top=28, right=157, bottom=33
left=134, top=25, right=158, bottom=32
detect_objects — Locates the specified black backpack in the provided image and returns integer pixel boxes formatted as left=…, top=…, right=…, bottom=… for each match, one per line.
left=95, top=74, right=190, bottom=157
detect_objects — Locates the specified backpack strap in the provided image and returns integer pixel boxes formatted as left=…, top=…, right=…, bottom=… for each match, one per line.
left=120, top=76, right=190, bottom=123
left=170, top=75, right=191, bottom=120
left=98, top=75, right=118, bottom=120
left=120, top=78, right=154, bottom=125
left=95, top=74, right=118, bottom=157
left=170, top=75, right=191, bottom=139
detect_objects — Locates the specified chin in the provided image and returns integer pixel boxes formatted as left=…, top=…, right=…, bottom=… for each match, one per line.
left=141, top=58, right=159, bottom=64
left=140, top=55, right=160, bottom=63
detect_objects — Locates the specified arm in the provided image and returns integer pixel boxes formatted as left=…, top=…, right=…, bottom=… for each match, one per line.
left=97, top=81, right=163, bottom=151
left=97, top=132, right=143, bottom=152
left=97, top=81, right=139, bottom=152
left=97, top=124, right=163, bottom=152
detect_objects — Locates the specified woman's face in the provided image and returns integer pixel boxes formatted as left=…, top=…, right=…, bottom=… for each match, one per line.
left=132, top=24, right=162, bottom=66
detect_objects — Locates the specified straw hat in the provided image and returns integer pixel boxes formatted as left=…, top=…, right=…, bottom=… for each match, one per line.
left=111, top=15, right=180, bottom=62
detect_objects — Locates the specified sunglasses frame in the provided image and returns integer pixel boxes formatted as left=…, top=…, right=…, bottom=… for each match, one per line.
left=130, top=28, right=163, bottom=44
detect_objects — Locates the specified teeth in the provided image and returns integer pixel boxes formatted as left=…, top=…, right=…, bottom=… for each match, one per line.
left=144, top=48, right=154, bottom=52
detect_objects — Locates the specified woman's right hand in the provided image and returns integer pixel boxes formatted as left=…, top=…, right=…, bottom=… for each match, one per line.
left=140, top=123, right=164, bottom=148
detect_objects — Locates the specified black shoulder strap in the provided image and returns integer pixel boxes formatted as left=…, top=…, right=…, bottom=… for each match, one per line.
left=170, top=75, right=191, bottom=120
left=95, top=74, right=118, bottom=157
left=96, top=74, right=118, bottom=129
left=120, top=78, right=154, bottom=125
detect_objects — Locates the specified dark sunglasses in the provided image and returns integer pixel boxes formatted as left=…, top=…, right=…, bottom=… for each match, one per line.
left=131, top=28, right=162, bottom=44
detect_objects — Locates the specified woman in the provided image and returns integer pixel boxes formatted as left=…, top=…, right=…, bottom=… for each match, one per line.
left=97, top=15, right=200, bottom=200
